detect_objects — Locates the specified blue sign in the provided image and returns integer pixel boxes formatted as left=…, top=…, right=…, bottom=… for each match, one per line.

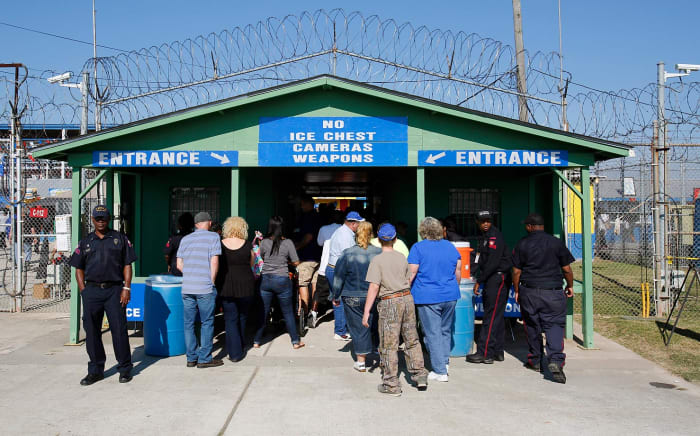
left=258, top=116, right=408, bottom=166
left=126, top=283, right=145, bottom=322
left=93, top=150, right=238, bottom=167
left=474, top=286, right=521, bottom=318
left=418, top=150, right=568, bottom=167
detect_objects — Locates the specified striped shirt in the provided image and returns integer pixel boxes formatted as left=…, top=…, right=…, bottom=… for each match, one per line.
left=177, top=229, right=221, bottom=294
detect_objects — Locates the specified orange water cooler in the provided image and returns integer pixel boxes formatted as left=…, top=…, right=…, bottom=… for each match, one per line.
left=452, top=242, right=472, bottom=281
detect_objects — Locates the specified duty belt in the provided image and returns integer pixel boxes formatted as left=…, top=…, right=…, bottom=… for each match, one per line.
left=85, top=281, right=123, bottom=289
left=520, top=283, right=562, bottom=291
left=380, top=290, right=411, bottom=301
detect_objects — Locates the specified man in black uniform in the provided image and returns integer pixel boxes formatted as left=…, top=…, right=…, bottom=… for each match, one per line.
left=70, top=205, right=137, bottom=385
left=467, top=210, right=512, bottom=364
left=512, top=212, right=575, bottom=384
left=164, top=212, right=194, bottom=276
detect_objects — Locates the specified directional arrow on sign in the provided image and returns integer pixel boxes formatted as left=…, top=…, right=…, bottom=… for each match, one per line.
left=424, top=151, right=446, bottom=164
left=210, top=152, right=230, bottom=165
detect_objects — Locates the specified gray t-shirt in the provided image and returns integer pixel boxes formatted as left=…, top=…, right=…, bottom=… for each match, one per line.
left=260, top=238, right=299, bottom=277
left=366, top=250, right=412, bottom=298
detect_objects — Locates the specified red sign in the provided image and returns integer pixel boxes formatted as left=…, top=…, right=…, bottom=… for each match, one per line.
left=29, top=207, right=48, bottom=218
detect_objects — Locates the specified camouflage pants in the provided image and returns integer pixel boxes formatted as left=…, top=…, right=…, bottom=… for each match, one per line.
left=377, top=294, right=428, bottom=391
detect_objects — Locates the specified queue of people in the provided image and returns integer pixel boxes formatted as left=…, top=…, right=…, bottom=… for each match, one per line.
left=71, top=202, right=575, bottom=393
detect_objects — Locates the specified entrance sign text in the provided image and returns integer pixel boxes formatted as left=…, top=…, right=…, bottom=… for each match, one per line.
left=258, top=117, right=408, bottom=166
left=418, top=150, right=568, bottom=167
left=93, top=150, right=238, bottom=167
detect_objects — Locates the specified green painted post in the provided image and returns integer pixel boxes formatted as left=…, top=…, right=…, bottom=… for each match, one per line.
left=134, top=174, right=142, bottom=277
left=416, top=168, right=425, bottom=239
left=580, top=167, right=594, bottom=348
left=231, top=168, right=239, bottom=217
left=69, top=168, right=82, bottom=344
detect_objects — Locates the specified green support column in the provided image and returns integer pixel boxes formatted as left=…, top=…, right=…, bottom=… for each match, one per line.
left=580, top=167, right=594, bottom=348
left=134, top=174, right=142, bottom=277
left=416, top=168, right=425, bottom=239
left=68, top=168, right=82, bottom=344
left=231, top=168, right=239, bottom=217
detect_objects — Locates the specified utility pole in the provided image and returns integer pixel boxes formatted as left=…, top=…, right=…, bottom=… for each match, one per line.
left=652, top=120, right=662, bottom=314
left=1, top=63, right=25, bottom=311
left=512, top=0, right=528, bottom=122
left=93, top=0, right=101, bottom=132
left=81, top=72, right=89, bottom=135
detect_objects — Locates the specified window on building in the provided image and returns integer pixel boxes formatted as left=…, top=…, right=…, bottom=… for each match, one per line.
left=448, top=188, right=501, bottom=239
left=169, top=187, right=220, bottom=235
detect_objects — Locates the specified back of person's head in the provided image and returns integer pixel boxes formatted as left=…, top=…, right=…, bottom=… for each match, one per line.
left=419, top=216, right=444, bottom=241
left=356, top=221, right=373, bottom=249
left=178, top=212, right=195, bottom=234
left=443, top=215, right=458, bottom=232
left=267, top=216, right=285, bottom=255
left=223, top=216, right=248, bottom=240
left=332, top=209, right=344, bottom=224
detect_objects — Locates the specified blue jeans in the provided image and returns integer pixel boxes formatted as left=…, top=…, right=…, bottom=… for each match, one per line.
left=417, top=300, right=457, bottom=375
left=342, top=296, right=373, bottom=355
left=183, top=292, right=216, bottom=363
left=222, top=296, right=253, bottom=360
left=254, top=274, right=300, bottom=345
left=325, top=266, right=347, bottom=336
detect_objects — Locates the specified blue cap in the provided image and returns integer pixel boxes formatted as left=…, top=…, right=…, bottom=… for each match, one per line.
left=378, top=223, right=397, bottom=241
left=345, top=211, right=365, bottom=222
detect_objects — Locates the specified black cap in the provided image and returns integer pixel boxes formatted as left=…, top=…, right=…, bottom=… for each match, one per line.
left=523, top=213, right=545, bottom=226
left=476, top=210, right=493, bottom=222
left=92, top=205, right=110, bottom=219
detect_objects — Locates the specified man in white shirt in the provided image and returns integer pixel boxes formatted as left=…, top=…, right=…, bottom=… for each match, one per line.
left=325, top=211, right=364, bottom=340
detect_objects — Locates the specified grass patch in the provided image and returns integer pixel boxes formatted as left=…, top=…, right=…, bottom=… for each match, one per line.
left=591, top=315, right=700, bottom=383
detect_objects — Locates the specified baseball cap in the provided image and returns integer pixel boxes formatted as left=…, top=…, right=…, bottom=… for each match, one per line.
left=92, top=205, right=110, bottom=219
left=345, top=211, right=365, bottom=222
left=194, top=211, right=212, bottom=224
left=523, top=213, right=545, bottom=226
left=378, top=223, right=397, bottom=241
left=476, top=210, right=493, bottom=222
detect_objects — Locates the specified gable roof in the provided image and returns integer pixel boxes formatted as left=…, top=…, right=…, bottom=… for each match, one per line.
left=32, top=75, right=629, bottom=160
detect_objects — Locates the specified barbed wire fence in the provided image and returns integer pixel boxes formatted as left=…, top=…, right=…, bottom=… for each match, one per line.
left=0, top=9, right=699, bottom=323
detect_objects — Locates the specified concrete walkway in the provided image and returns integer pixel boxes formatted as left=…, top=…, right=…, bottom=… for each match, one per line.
left=0, top=312, right=698, bottom=435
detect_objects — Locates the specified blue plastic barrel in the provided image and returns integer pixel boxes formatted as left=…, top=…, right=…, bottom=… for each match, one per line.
left=144, top=275, right=186, bottom=357
left=451, top=281, right=475, bottom=357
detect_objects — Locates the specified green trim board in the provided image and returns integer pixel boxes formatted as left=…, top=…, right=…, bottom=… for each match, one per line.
left=33, top=76, right=629, bottom=163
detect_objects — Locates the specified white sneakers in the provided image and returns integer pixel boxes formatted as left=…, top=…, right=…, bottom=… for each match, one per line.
left=428, top=371, right=448, bottom=382
left=334, top=333, right=352, bottom=341
left=353, top=361, right=366, bottom=372
left=309, top=311, right=318, bottom=328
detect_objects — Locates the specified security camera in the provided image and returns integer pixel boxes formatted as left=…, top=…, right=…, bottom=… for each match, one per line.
left=675, top=64, right=700, bottom=74
left=47, top=72, right=72, bottom=84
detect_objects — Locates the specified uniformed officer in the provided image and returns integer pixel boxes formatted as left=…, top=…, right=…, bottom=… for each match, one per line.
left=467, top=210, right=513, bottom=364
left=512, top=212, right=575, bottom=384
left=164, top=212, right=194, bottom=276
left=70, top=205, right=137, bottom=385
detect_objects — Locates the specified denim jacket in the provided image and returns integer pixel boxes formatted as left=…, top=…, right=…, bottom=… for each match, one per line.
left=331, top=244, right=382, bottom=299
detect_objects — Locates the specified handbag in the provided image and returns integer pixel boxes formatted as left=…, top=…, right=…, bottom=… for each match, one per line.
left=252, top=230, right=264, bottom=278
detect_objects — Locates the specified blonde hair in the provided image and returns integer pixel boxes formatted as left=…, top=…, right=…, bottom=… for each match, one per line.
left=222, top=216, right=248, bottom=239
left=356, top=221, right=373, bottom=249
left=419, top=216, right=444, bottom=240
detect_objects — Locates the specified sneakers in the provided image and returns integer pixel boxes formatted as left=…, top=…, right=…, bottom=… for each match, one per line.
left=309, top=311, right=318, bottom=328
left=334, top=333, right=352, bottom=341
left=466, top=353, right=494, bottom=364
left=414, top=374, right=428, bottom=390
left=524, top=361, right=542, bottom=373
left=548, top=362, right=567, bottom=384
left=197, top=359, right=224, bottom=368
left=428, top=371, right=448, bottom=382
left=353, top=361, right=366, bottom=372
left=377, top=384, right=402, bottom=397
left=446, top=364, right=449, bottom=374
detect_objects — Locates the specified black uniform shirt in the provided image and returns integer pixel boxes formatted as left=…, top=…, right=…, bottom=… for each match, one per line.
left=163, top=233, right=187, bottom=276
left=512, top=230, right=575, bottom=288
left=474, top=226, right=512, bottom=284
left=70, top=230, right=137, bottom=282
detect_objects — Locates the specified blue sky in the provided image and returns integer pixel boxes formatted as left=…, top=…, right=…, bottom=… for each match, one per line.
left=2, top=1, right=699, bottom=92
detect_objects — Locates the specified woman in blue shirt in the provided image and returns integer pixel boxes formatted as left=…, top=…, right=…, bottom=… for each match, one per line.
left=332, top=221, right=381, bottom=372
left=407, top=217, right=462, bottom=382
